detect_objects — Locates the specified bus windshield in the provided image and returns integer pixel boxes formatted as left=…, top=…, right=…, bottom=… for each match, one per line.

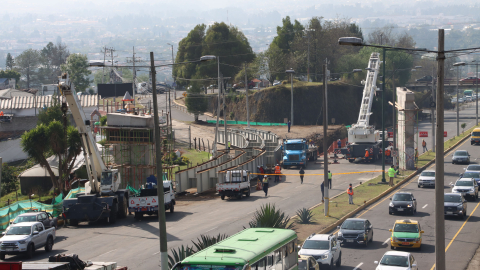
left=179, top=265, right=243, bottom=270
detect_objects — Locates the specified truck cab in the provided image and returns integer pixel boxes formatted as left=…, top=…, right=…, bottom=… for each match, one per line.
left=282, top=139, right=317, bottom=168
left=217, top=170, right=252, bottom=200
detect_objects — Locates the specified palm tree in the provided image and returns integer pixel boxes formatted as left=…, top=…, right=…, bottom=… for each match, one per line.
left=248, top=203, right=294, bottom=229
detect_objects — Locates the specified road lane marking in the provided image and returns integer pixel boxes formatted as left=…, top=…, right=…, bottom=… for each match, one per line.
left=383, top=238, right=390, bottom=245
left=353, top=262, right=363, bottom=270
left=92, top=249, right=117, bottom=258
left=205, top=226, right=218, bottom=233
left=153, top=251, right=160, bottom=255
left=429, top=200, right=480, bottom=270
left=281, top=196, right=291, bottom=201
left=422, top=204, right=428, bottom=209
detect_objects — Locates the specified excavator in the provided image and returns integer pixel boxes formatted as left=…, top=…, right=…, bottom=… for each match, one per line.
left=59, top=73, right=129, bottom=225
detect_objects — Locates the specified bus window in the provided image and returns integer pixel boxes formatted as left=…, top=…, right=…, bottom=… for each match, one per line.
left=267, top=255, right=273, bottom=266
left=258, top=258, right=266, bottom=270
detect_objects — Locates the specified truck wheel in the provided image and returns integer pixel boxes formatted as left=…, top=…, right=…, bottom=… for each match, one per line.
left=109, top=202, right=118, bottom=224
left=118, top=196, right=128, bottom=219
left=246, top=189, right=251, bottom=197
left=348, top=159, right=354, bottom=163
left=134, top=212, right=143, bottom=219
left=283, top=165, right=287, bottom=169
left=70, top=219, right=78, bottom=226
left=26, top=244, right=35, bottom=259
left=45, top=237, right=53, bottom=252
left=170, top=204, right=175, bottom=213
left=221, top=195, right=225, bottom=200
left=0, top=253, right=5, bottom=260
left=237, top=193, right=242, bottom=200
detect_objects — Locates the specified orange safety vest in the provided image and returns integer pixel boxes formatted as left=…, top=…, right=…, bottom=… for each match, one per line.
left=422, top=141, right=426, bottom=147
left=275, top=166, right=281, bottom=174
left=365, top=150, right=369, bottom=158
left=347, top=188, right=354, bottom=195
left=385, top=150, right=391, bottom=156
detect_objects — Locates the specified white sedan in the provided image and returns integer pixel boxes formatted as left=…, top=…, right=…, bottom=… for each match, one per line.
left=374, top=251, right=417, bottom=270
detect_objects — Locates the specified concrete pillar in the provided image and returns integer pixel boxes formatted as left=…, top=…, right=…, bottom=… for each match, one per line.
left=397, top=87, right=416, bottom=170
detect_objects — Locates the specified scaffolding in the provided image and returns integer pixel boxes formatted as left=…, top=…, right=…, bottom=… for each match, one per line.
left=100, top=125, right=172, bottom=189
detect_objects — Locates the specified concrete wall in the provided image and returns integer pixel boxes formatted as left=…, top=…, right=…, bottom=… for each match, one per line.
left=0, top=138, right=29, bottom=163
left=397, top=88, right=416, bottom=170
left=107, top=113, right=154, bottom=128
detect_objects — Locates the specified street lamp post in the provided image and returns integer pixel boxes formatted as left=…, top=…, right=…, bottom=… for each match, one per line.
left=286, top=69, right=295, bottom=126
left=200, top=55, right=221, bottom=155
left=453, top=62, right=466, bottom=136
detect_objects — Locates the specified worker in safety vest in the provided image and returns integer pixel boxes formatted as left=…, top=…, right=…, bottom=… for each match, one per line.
left=227, top=141, right=231, bottom=150
left=385, top=148, right=391, bottom=157
left=262, top=176, right=269, bottom=196
left=422, top=139, right=428, bottom=153
left=274, top=164, right=281, bottom=183
left=388, top=165, right=397, bottom=187
left=347, top=184, right=354, bottom=204
left=415, top=148, right=419, bottom=163
left=365, top=149, right=370, bottom=158
left=327, top=170, right=332, bottom=189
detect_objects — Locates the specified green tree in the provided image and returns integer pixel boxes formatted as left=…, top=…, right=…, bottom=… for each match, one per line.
left=39, top=42, right=69, bottom=84
left=185, top=82, right=208, bottom=122
left=1, top=164, right=19, bottom=196
left=6, top=53, right=14, bottom=70
left=0, top=70, right=21, bottom=87
left=37, top=96, right=63, bottom=125
left=16, top=49, right=41, bottom=89
left=61, top=54, right=91, bottom=92
left=271, top=16, right=304, bottom=54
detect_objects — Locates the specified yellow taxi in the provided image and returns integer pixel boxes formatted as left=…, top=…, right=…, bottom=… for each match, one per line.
left=298, top=255, right=320, bottom=270
left=389, top=219, right=424, bottom=250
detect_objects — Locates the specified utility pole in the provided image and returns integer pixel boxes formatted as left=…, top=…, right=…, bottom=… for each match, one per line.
left=323, top=64, right=329, bottom=216
left=213, top=57, right=220, bottom=156
left=456, top=65, right=460, bottom=136
left=307, top=31, right=311, bottom=82
left=222, top=75, right=227, bottom=149
left=245, top=62, right=250, bottom=127
left=392, top=62, right=397, bottom=166
left=431, top=66, right=436, bottom=152
left=476, top=62, right=479, bottom=126
left=168, top=44, right=176, bottom=100
left=126, top=46, right=142, bottom=105
left=435, top=29, right=446, bottom=270
left=150, top=52, right=168, bottom=270
left=381, top=48, right=386, bottom=182
left=325, top=58, right=329, bottom=123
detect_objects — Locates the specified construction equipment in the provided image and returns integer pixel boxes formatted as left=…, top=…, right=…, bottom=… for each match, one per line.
left=129, top=174, right=175, bottom=219
left=60, top=73, right=129, bottom=225
left=281, top=138, right=317, bottom=168
left=341, top=53, right=383, bottom=162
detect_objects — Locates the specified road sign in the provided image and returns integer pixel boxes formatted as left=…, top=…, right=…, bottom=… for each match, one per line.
left=392, top=150, right=398, bottom=157
left=444, top=131, right=447, bottom=137
left=419, top=131, right=428, bottom=137
left=182, top=92, right=187, bottom=97
left=388, top=132, right=393, bottom=138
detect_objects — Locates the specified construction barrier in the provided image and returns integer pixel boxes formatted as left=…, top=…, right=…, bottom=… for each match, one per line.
left=206, top=120, right=287, bottom=126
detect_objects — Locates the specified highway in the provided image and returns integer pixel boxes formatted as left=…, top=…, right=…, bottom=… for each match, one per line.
left=335, top=136, right=480, bottom=270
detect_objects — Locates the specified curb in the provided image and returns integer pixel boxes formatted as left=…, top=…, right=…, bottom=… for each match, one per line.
left=316, top=132, right=473, bottom=235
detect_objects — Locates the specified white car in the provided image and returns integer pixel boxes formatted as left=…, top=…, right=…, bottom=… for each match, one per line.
left=466, top=97, right=473, bottom=102
left=374, top=251, right=417, bottom=270
left=298, top=234, right=342, bottom=268
left=459, top=98, right=464, bottom=103
left=418, top=170, right=435, bottom=188
left=451, top=178, right=478, bottom=201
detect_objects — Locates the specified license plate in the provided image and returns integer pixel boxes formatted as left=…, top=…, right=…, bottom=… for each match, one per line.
left=401, top=242, right=410, bottom=245
left=6, top=248, right=13, bottom=251
left=141, top=207, right=147, bottom=211
left=346, top=239, right=354, bottom=243
left=446, top=211, right=453, bottom=215
left=397, top=208, right=404, bottom=211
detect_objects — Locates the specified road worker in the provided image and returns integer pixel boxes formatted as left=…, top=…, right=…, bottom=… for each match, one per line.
left=347, top=184, right=354, bottom=205
left=299, top=167, right=305, bottom=184
left=388, top=165, right=397, bottom=187
left=274, top=164, right=281, bottom=183
left=328, top=170, right=332, bottom=189
left=262, top=175, right=269, bottom=196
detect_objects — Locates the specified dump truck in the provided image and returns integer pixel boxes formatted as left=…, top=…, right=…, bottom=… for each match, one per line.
left=281, top=138, right=317, bottom=168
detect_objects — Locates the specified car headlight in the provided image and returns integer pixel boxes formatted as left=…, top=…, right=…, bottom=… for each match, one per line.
left=414, top=238, right=420, bottom=242
left=320, top=254, right=329, bottom=260
left=338, top=231, right=342, bottom=236
left=458, top=204, right=464, bottom=209
left=18, top=240, right=26, bottom=244
left=389, top=202, right=394, bottom=207
left=393, top=237, right=398, bottom=242
left=359, top=233, right=366, bottom=238
left=407, top=204, right=413, bottom=208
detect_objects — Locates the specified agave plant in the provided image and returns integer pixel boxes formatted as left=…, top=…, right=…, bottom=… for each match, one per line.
left=295, top=207, right=314, bottom=224
left=248, top=203, right=294, bottom=229
left=192, top=234, right=229, bottom=251
left=167, top=245, right=195, bottom=269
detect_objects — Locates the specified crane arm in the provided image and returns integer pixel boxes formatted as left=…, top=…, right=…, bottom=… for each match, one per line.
left=356, top=52, right=381, bottom=127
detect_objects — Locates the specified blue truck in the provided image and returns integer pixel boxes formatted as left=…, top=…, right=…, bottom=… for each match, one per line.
left=281, top=138, right=317, bottom=168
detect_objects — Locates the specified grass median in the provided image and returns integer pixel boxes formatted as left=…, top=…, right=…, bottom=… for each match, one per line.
left=293, top=124, right=479, bottom=241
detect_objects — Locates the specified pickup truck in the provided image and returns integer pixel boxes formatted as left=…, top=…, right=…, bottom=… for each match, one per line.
left=0, top=222, right=55, bottom=259
left=8, top=211, right=58, bottom=231
left=216, top=170, right=252, bottom=200
left=129, top=180, right=176, bottom=219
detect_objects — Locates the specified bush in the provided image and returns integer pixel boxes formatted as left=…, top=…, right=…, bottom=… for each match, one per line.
left=248, top=203, right=294, bottom=229
left=191, top=234, right=229, bottom=251
left=167, top=245, right=195, bottom=269
left=295, top=208, right=314, bottom=224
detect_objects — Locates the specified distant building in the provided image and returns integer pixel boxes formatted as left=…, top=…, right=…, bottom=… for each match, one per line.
left=0, top=78, right=16, bottom=90
left=0, top=88, right=34, bottom=99
left=40, top=84, right=58, bottom=96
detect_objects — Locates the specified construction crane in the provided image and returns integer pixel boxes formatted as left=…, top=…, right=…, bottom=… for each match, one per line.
left=341, top=53, right=383, bottom=162
left=59, top=73, right=129, bottom=226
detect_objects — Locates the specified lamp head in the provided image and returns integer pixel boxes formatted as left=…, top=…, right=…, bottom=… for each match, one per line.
left=200, top=55, right=216, bottom=62
left=338, top=37, right=363, bottom=46
left=285, top=69, right=295, bottom=74
left=453, top=62, right=466, bottom=67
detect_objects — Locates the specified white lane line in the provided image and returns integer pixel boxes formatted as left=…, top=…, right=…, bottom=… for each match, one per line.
left=205, top=226, right=218, bottom=233
left=247, top=210, right=256, bottom=215
left=281, top=196, right=291, bottom=201
left=353, top=262, right=363, bottom=270
left=383, top=238, right=390, bottom=245
left=295, top=185, right=303, bottom=189
left=423, top=204, right=428, bottom=209
left=153, top=251, right=160, bottom=255
left=93, top=249, right=117, bottom=258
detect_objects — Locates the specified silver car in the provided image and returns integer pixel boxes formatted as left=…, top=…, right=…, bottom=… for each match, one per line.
left=451, top=178, right=478, bottom=201
left=452, top=150, right=470, bottom=164
left=418, top=170, right=435, bottom=188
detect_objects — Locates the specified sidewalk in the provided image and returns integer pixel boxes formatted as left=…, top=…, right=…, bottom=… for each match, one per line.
left=467, top=245, right=480, bottom=270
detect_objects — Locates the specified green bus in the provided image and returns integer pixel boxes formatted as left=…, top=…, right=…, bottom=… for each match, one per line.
left=464, top=90, right=473, bottom=97
left=171, top=228, right=298, bottom=270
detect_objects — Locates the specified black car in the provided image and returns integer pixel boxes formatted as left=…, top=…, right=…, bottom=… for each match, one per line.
left=389, top=192, right=417, bottom=215
left=416, top=75, right=434, bottom=82
left=337, top=218, right=373, bottom=247
left=444, top=193, right=467, bottom=219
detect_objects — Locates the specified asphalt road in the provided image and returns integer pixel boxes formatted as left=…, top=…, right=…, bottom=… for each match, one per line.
left=334, top=137, right=480, bottom=270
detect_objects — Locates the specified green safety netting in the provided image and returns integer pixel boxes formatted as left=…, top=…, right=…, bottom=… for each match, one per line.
left=127, top=185, right=140, bottom=196
left=0, top=187, right=85, bottom=231
left=206, top=120, right=287, bottom=126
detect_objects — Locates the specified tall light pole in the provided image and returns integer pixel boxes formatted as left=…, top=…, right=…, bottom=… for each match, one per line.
left=167, top=43, right=176, bottom=99
left=323, top=64, right=329, bottom=216
left=286, top=69, right=295, bottom=126
left=200, top=55, right=221, bottom=155
left=453, top=62, right=466, bottom=136
left=465, top=61, right=479, bottom=126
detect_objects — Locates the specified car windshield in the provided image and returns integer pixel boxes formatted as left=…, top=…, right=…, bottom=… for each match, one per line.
left=421, top=171, right=435, bottom=177
left=392, top=194, right=413, bottom=201
left=302, top=240, right=330, bottom=250
left=472, top=132, right=480, bottom=136
left=467, top=165, right=480, bottom=171
left=286, top=144, right=304, bottom=150
left=394, top=223, right=419, bottom=233
left=341, top=220, right=365, bottom=230
left=298, top=260, right=307, bottom=270
left=456, top=180, right=474, bottom=186
left=101, top=172, right=113, bottom=185
left=6, top=226, right=31, bottom=235
left=380, top=255, right=409, bottom=267
left=455, top=151, right=468, bottom=156
left=444, top=195, right=462, bottom=203
left=464, top=172, right=480, bottom=178
left=13, top=215, right=37, bottom=224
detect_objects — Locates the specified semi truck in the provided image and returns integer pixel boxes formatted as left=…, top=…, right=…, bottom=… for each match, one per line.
left=216, top=170, right=252, bottom=200
left=128, top=175, right=176, bottom=219
left=281, top=139, right=317, bottom=168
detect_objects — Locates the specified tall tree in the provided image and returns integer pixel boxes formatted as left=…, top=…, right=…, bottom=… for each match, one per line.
left=271, top=16, right=304, bottom=54
left=0, top=70, right=21, bottom=87
left=185, top=82, right=208, bottom=122
left=61, top=54, right=91, bottom=92
left=16, top=49, right=41, bottom=89
left=5, top=53, right=14, bottom=70
left=39, top=42, right=70, bottom=84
